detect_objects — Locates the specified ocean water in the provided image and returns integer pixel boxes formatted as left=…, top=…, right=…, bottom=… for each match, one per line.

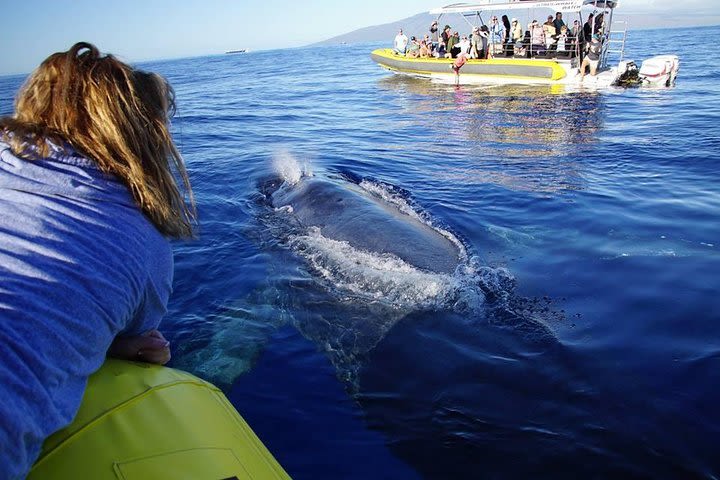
left=2, top=25, right=719, bottom=479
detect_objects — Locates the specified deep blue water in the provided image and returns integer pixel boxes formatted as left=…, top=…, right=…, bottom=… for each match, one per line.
left=2, top=25, right=720, bottom=479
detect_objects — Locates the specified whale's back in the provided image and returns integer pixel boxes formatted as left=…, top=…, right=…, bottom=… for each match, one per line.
left=272, top=178, right=461, bottom=274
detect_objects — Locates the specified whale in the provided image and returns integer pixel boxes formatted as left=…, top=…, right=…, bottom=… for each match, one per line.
left=269, top=175, right=463, bottom=275
left=174, top=169, right=552, bottom=395
left=172, top=170, right=477, bottom=389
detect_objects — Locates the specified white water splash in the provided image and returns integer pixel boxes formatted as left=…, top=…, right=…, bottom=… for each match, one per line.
left=288, top=227, right=484, bottom=312
left=271, top=150, right=311, bottom=186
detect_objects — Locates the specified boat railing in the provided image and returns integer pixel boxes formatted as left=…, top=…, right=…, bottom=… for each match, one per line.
left=602, top=20, right=627, bottom=68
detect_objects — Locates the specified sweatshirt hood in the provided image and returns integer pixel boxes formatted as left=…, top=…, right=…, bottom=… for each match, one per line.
left=0, top=140, right=136, bottom=208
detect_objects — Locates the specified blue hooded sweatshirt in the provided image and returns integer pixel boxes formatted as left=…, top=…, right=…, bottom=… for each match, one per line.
left=0, top=140, right=173, bottom=479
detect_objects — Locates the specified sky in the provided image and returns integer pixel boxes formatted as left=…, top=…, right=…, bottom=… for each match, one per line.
left=0, top=0, right=713, bottom=75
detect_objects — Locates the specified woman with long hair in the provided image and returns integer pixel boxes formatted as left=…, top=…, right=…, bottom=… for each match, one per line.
left=502, top=14, right=513, bottom=56
left=0, top=42, right=195, bottom=478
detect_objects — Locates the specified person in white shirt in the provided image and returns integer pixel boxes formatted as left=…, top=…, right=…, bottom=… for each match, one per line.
left=557, top=25, right=569, bottom=53
left=457, top=35, right=471, bottom=55
left=394, top=29, right=409, bottom=54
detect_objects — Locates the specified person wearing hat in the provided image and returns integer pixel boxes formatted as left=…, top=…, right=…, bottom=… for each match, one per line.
left=470, top=25, right=481, bottom=58
left=477, top=25, right=490, bottom=59
left=511, top=18, right=523, bottom=43
left=447, top=30, right=460, bottom=58
left=430, top=20, right=440, bottom=50
left=406, top=35, right=421, bottom=58
left=441, top=24, right=452, bottom=47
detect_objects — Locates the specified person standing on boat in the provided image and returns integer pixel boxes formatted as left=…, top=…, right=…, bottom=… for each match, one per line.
left=469, top=26, right=481, bottom=58
left=441, top=24, right=452, bottom=48
left=394, top=28, right=408, bottom=55
left=530, top=19, right=546, bottom=56
left=447, top=30, right=460, bottom=58
left=479, top=25, right=490, bottom=59
left=553, top=12, right=566, bottom=37
left=583, top=13, right=595, bottom=43
left=571, top=19, right=582, bottom=38
left=511, top=18, right=523, bottom=44
left=580, top=33, right=603, bottom=80
left=0, top=42, right=195, bottom=479
left=571, top=19, right=583, bottom=59
left=501, top=15, right=513, bottom=56
left=543, top=15, right=558, bottom=51
left=489, top=16, right=503, bottom=55
left=430, top=20, right=440, bottom=50
left=594, top=13, right=605, bottom=37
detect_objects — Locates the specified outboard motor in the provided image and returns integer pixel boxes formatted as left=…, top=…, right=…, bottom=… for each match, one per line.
left=639, top=55, right=680, bottom=87
left=614, top=59, right=641, bottom=87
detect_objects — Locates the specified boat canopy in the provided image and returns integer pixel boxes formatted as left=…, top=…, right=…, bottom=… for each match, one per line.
left=429, top=0, right=618, bottom=15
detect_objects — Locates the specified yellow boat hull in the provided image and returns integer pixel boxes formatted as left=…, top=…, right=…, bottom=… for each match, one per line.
left=370, top=48, right=567, bottom=82
left=28, top=359, right=289, bottom=479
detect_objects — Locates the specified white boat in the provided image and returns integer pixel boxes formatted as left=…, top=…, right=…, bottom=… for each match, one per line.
left=370, top=0, right=679, bottom=88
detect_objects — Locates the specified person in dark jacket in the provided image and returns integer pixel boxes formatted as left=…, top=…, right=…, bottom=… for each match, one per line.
left=553, top=12, right=566, bottom=36
left=441, top=24, right=452, bottom=46
left=436, top=40, right=447, bottom=58
left=502, top=15, right=513, bottom=56
left=594, top=13, right=605, bottom=35
left=448, top=30, right=461, bottom=58
left=583, top=13, right=595, bottom=43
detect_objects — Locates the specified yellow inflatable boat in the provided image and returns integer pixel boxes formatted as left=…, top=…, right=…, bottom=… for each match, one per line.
left=370, top=48, right=569, bottom=83
left=28, top=359, right=289, bottom=479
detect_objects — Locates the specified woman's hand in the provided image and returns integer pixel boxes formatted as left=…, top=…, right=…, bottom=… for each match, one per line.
left=107, top=329, right=171, bottom=365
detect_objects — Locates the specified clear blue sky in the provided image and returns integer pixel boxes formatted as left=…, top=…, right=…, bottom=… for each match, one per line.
left=0, top=0, right=709, bottom=75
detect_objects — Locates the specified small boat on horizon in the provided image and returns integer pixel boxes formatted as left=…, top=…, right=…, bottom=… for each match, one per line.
left=225, top=48, right=249, bottom=54
left=371, top=0, right=679, bottom=89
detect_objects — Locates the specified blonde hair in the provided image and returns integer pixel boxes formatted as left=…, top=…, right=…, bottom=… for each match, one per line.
left=0, top=42, right=195, bottom=238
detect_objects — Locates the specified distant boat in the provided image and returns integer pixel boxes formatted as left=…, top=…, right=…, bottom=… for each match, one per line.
left=225, top=48, right=249, bottom=54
